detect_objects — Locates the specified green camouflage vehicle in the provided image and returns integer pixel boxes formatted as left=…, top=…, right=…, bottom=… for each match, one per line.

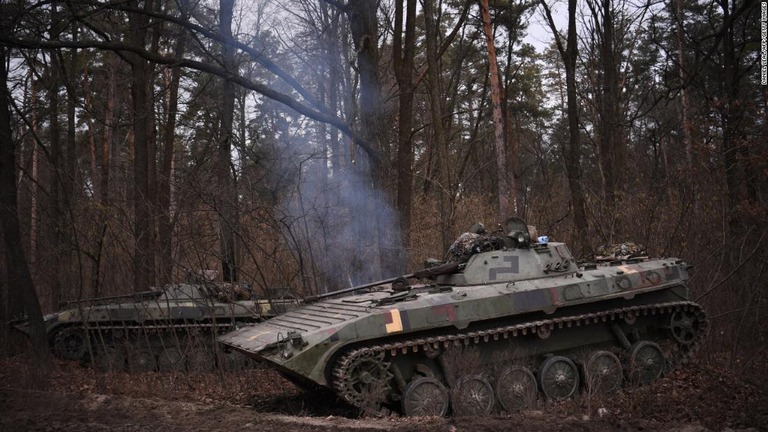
left=13, top=282, right=298, bottom=372
left=218, top=218, right=707, bottom=416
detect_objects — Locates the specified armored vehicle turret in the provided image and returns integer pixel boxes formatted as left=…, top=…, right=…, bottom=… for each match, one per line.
left=219, top=218, right=707, bottom=416
left=13, top=282, right=298, bottom=372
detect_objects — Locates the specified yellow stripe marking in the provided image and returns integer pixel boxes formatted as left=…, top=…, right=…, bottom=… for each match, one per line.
left=385, top=309, right=403, bottom=333
left=617, top=265, right=638, bottom=274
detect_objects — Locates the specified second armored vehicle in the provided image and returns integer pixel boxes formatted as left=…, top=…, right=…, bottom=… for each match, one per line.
left=14, top=281, right=298, bottom=372
left=219, top=218, right=707, bottom=416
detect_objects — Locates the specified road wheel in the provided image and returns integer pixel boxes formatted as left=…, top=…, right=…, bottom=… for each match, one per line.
left=401, top=377, right=449, bottom=417
left=538, top=356, right=579, bottom=400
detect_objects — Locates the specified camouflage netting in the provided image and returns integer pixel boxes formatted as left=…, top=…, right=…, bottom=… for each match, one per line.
left=594, top=242, right=648, bottom=261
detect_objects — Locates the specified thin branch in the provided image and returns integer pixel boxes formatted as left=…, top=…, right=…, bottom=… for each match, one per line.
left=1, top=35, right=379, bottom=166
left=696, top=231, right=767, bottom=303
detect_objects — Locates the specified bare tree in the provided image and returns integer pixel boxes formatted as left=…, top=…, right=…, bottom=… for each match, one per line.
left=126, top=0, right=156, bottom=292
left=598, top=0, right=624, bottom=211
left=218, top=0, right=238, bottom=282
left=541, top=0, right=588, bottom=254
left=157, top=0, right=189, bottom=286
left=423, top=0, right=454, bottom=249
left=1, top=41, right=50, bottom=364
left=480, top=0, right=514, bottom=218
left=393, top=0, right=417, bottom=255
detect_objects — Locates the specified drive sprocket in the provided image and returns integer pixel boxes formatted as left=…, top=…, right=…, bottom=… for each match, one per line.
left=332, top=349, right=394, bottom=415
left=53, top=327, right=88, bottom=360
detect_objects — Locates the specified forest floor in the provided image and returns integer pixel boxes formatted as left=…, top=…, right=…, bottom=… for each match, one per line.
left=0, top=353, right=766, bottom=432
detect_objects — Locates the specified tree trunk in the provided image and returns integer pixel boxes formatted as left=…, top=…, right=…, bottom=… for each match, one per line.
left=218, top=0, right=238, bottom=283
left=502, top=29, right=520, bottom=214
left=27, top=73, right=40, bottom=268
left=345, top=0, right=383, bottom=159
left=127, top=0, right=155, bottom=292
left=393, top=0, right=417, bottom=261
left=0, top=44, right=50, bottom=365
left=719, top=0, right=750, bottom=239
left=598, top=0, right=624, bottom=226
left=65, top=32, right=78, bottom=216
left=48, top=5, right=64, bottom=310
left=564, top=0, right=588, bottom=255
left=83, top=63, right=100, bottom=203
left=101, top=54, right=116, bottom=206
left=344, top=0, right=391, bottom=278
left=326, top=6, right=343, bottom=176
left=480, top=0, right=513, bottom=218
left=64, top=28, right=80, bottom=299
left=423, top=0, right=453, bottom=250
left=82, top=53, right=115, bottom=298
left=158, top=0, right=188, bottom=286
left=675, top=0, right=693, bottom=171
left=542, top=0, right=589, bottom=254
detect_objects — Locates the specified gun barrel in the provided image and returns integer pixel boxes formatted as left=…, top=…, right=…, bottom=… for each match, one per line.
left=305, top=274, right=415, bottom=303
left=303, top=261, right=460, bottom=303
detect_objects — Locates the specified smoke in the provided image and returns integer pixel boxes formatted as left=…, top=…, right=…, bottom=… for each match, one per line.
left=278, top=145, right=403, bottom=295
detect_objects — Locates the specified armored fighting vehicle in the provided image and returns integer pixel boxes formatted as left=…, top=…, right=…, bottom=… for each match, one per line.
left=13, top=282, right=298, bottom=372
left=218, top=218, right=707, bottom=416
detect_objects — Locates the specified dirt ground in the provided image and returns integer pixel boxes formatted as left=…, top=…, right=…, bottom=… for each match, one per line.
left=1, top=355, right=766, bottom=432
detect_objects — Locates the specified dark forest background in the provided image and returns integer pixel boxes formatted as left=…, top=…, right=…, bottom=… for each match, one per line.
left=0, top=0, right=765, bottom=367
